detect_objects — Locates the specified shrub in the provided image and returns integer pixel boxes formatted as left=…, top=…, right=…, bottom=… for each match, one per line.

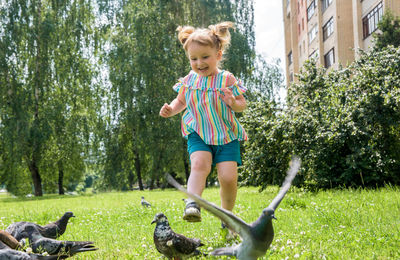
left=241, top=46, right=400, bottom=189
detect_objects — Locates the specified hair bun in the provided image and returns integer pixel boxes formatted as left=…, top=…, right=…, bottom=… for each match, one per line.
left=176, top=25, right=195, bottom=45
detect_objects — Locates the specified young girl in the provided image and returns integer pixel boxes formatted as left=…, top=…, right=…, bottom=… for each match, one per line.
left=159, top=21, right=247, bottom=224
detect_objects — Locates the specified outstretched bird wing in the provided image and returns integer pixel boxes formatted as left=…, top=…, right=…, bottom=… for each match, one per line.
left=166, top=174, right=252, bottom=241
left=266, top=156, right=301, bottom=212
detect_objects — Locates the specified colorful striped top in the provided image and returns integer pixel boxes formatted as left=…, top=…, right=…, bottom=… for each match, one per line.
left=173, top=70, right=248, bottom=145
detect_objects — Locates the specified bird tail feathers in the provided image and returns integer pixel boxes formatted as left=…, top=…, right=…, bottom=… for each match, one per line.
left=34, top=255, right=69, bottom=260
left=70, top=243, right=98, bottom=255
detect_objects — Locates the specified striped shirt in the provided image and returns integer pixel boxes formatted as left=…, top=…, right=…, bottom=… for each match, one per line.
left=173, top=70, right=248, bottom=145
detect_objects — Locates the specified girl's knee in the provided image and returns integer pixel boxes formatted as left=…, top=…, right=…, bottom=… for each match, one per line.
left=219, top=173, right=237, bottom=187
left=191, top=159, right=211, bottom=173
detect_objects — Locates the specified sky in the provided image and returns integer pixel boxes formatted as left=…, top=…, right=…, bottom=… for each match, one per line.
left=253, top=0, right=286, bottom=99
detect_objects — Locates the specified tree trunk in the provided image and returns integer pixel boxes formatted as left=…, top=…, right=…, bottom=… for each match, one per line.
left=58, top=161, right=65, bottom=195
left=134, top=149, right=143, bottom=190
left=28, top=158, right=43, bottom=196
left=128, top=170, right=134, bottom=190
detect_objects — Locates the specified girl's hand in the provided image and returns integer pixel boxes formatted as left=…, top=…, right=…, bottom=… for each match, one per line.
left=160, top=103, right=173, bottom=118
left=219, top=88, right=236, bottom=107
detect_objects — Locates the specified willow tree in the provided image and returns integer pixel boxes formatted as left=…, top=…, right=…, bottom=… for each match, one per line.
left=0, top=1, right=100, bottom=196
left=100, top=0, right=257, bottom=190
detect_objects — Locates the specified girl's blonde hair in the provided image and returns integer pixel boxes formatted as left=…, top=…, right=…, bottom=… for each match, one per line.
left=176, top=21, right=234, bottom=53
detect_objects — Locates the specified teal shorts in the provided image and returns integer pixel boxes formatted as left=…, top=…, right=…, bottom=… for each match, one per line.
left=187, top=132, right=242, bottom=166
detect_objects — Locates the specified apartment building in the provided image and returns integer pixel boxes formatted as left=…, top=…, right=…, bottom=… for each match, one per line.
left=283, top=0, right=400, bottom=86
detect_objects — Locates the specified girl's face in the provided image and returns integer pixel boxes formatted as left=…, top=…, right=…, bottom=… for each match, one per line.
left=187, top=42, right=222, bottom=77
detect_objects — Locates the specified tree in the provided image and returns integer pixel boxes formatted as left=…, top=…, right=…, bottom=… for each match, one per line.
left=0, top=1, right=101, bottom=196
left=373, top=10, right=400, bottom=49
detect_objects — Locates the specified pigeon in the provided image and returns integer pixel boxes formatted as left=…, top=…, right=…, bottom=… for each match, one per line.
left=151, top=213, right=205, bottom=260
left=141, top=196, right=152, bottom=207
left=15, top=225, right=97, bottom=257
left=6, top=212, right=75, bottom=240
left=167, top=156, right=301, bottom=260
left=0, top=230, right=68, bottom=260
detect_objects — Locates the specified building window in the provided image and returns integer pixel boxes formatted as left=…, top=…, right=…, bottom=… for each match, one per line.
left=362, top=1, right=383, bottom=39
left=323, top=17, right=334, bottom=41
left=324, top=48, right=335, bottom=68
left=307, top=1, right=316, bottom=21
left=322, top=0, right=333, bottom=12
left=302, top=18, right=304, bottom=30
left=308, top=25, right=318, bottom=43
left=288, top=51, right=293, bottom=65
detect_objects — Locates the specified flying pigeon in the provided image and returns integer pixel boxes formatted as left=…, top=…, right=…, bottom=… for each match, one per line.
left=167, top=156, right=301, bottom=260
left=0, top=230, right=68, bottom=260
left=152, top=213, right=205, bottom=260
left=141, top=196, right=152, bottom=207
left=6, top=212, right=75, bottom=240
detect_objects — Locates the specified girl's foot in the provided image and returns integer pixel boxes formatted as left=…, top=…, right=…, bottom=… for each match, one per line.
left=183, top=201, right=201, bottom=222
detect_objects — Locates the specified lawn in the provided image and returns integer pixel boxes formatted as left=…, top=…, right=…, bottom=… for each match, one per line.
left=0, top=185, right=399, bottom=259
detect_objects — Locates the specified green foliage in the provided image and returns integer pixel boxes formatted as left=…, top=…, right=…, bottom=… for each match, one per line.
left=373, top=10, right=400, bottom=49
left=241, top=46, right=400, bottom=189
left=240, top=99, right=293, bottom=189
left=0, top=187, right=399, bottom=259
left=0, top=0, right=102, bottom=196
left=0, top=0, right=280, bottom=194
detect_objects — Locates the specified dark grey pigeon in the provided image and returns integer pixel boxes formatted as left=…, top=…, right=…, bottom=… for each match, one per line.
left=152, top=213, right=204, bottom=260
left=167, top=156, right=301, bottom=260
left=20, top=225, right=97, bottom=257
left=0, top=230, right=68, bottom=260
left=141, top=196, right=151, bottom=207
left=6, top=212, right=75, bottom=240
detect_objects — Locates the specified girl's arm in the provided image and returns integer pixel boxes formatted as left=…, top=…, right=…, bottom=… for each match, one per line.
left=219, top=75, right=247, bottom=113
left=227, top=94, right=246, bottom=112
left=159, top=91, right=186, bottom=118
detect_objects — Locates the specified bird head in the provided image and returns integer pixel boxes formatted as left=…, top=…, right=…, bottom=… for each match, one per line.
left=151, top=213, right=169, bottom=225
left=24, top=225, right=41, bottom=239
left=64, top=211, right=76, bottom=219
left=262, top=208, right=276, bottom=220
left=141, top=196, right=145, bottom=199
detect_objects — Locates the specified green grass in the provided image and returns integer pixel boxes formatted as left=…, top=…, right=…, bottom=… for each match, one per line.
left=0, top=186, right=399, bottom=259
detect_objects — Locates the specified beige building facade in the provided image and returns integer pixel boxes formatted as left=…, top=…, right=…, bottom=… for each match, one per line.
left=282, top=0, right=400, bottom=86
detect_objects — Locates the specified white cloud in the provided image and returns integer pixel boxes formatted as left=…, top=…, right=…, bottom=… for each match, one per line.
left=254, top=0, right=285, bottom=64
